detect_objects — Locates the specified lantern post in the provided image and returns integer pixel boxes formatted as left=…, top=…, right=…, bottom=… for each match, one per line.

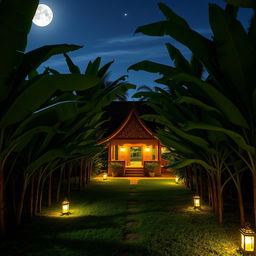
left=61, top=198, right=71, bottom=216
left=193, top=195, right=201, bottom=209
left=240, top=223, right=256, bottom=255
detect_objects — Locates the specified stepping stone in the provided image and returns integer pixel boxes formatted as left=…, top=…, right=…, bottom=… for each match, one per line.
left=130, top=179, right=138, bottom=185
left=126, top=221, right=138, bottom=228
left=127, top=201, right=137, bottom=206
left=127, top=207, right=139, bottom=213
left=124, top=232, right=140, bottom=241
left=126, top=214, right=138, bottom=220
left=129, top=186, right=136, bottom=190
left=128, top=192, right=136, bottom=196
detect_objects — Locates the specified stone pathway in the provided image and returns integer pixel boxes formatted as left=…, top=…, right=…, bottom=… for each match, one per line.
left=118, top=185, right=143, bottom=256
left=130, top=179, right=139, bottom=185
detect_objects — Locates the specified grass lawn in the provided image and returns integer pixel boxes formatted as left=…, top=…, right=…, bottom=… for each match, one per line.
left=0, top=179, right=241, bottom=256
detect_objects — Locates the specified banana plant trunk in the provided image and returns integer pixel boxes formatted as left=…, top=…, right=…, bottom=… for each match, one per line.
left=34, top=169, right=43, bottom=214
left=253, top=172, right=256, bottom=226
left=199, top=169, right=203, bottom=199
left=207, top=173, right=213, bottom=207
left=237, top=179, right=245, bottom=226
left=38, top=176, right=47, bottom=214
left=216, top=172, right=223, bottom=224
left=79, top=160, right=84, bottom=190
left=0, top=166, right=5, bottom=236
left=30, top=176, right=34, bottom=217
left=194, top=167, right=199, bottom=194
left=56, top=166, right=64, bottom=202
left=48, top=173, right=52, bottom=207
left=11, top=177, right=17, bottom=217
left=67, top=164, right=72, bottom=197
left=211, top=174, right=218, bottom=215
left=16, top=175, right=29, bottom=225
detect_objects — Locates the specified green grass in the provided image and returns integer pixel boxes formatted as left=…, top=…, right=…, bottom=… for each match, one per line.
left=0, top=179, right=241, bottom=256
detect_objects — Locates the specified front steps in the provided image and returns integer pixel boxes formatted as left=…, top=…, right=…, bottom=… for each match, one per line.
left=125, top=167, right=144, bottom=177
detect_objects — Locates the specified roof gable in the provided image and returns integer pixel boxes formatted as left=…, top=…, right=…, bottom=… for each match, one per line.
left=99, top=108, right=156, bottom=144
left=115, top=109, right=153, bottom=139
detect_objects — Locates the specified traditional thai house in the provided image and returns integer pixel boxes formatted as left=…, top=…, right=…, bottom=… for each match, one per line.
left=98, top=102, right=170, bottom=177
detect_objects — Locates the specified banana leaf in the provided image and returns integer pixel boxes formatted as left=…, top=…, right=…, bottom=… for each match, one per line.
left=142, top=114, right=211, bottom=150
left=173, top=73, right=249, bottom=128
left=0, top=0, right=39, bottom=101
left=157, top=133, right=195, bottom=155
left=128, top=60, right=178, bottom=77
left=85, top=57, right=101, bottom=75
left=98, top=61, right=114, bottom=78
left=14, top=45, right=82, bottom=86
left=25, top=149, right=66, bottom=173
left=209, top=4, right=255, bottom=96
left=167, top=159, right=215, bottom=171
left=64, top=53, right=81, bottom=74
left=135, top=5, right=219, bottom=79
left=0, top=74, right=100, bottom=127
left=183, top=121, right=255, bottom=154
left=176, top=96, right=222, bottom=114
left=165, top=43, right=190, bottom=73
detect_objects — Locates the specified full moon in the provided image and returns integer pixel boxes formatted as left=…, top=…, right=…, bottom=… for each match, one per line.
left=33, top=4, right=53, bottom=27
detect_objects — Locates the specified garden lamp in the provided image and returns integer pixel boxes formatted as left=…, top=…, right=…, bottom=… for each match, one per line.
left=193, top=195, right=201, bottom=209
left=61, top=198, right=70, bottom=215
left=103, top=173, right=108, bottom=180
left=240, top=223, right=256, bottom=255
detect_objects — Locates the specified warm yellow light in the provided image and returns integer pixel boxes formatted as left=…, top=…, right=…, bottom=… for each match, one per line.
left=240, top=225, right=255, bottom=253
left=193, top=195, right=201, bottom=209
left=120, top=147, right=125, bottom=152
left=103, top=173, right=108, bottom=180
left=62, top=199, right=70, bottom=215
left=175, top=177, right=179, bottom=184
left=145, top=147, right=151, bottom=152
left=241, top=233, right=254, bottom=251
left=246, top=235, right=254, bottom=251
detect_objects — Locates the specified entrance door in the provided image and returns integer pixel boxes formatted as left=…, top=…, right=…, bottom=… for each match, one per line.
left=129, top=147, right=142, bottom=166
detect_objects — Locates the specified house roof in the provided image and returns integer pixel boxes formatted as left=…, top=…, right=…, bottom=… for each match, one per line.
left=100, top=101, right=159, bottom=142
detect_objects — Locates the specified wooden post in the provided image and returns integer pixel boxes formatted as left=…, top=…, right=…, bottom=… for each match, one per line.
left=108, top=144, right=111, bottom=175
left=157, top=142, right=161, bottom=175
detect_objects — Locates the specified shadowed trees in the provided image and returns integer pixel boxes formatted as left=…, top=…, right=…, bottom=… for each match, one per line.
left=129, top=1, right=256, bottom=225
left=0, top=0, right=135, bottom=235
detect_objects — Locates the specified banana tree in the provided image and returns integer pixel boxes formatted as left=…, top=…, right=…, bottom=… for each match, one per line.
left=0, top=0, right=101, bottom=235
left=129, top=2, right=256, bottom=225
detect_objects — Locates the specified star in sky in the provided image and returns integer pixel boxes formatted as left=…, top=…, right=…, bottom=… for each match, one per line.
left=124, top=12, right=128, bottom=17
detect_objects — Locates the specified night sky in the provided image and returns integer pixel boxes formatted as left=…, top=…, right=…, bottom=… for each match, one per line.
left=27, top=0, right=251, bottom=98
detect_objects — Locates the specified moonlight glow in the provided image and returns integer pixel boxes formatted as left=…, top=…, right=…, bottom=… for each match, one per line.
left=33, top=4, right=53, bottom=27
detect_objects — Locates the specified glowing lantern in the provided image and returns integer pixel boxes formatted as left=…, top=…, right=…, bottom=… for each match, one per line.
left=175, top=177, right=179, bottom=184
left=240, top=224, right=256, bottom=254
left=145, top=147, right=151, bottom=152
left=120, top=147, right=125, bottom=152
left=103, top=173, right=108, bottom=180
left=62, top=199, right=70, bottom=215
left=193, top=195, right=201, bottom=209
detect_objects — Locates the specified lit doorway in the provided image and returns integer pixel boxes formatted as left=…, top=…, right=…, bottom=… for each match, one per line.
left=129, top=147, right=142, bottom=166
